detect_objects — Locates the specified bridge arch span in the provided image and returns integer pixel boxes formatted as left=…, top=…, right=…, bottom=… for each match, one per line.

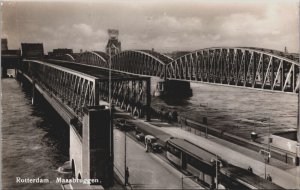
left=76, top=51, right=109, bottom=68
left=48, top=53, right=75, bottom=62
left=111, top=50, right=168, bottom=77
left=63, top=54, right=75, bottom=62
left=139, top=50, right=173, bottom=64
left=166, top=47, right=300, bottom=93
left=241, top=47, right=298, bottom=61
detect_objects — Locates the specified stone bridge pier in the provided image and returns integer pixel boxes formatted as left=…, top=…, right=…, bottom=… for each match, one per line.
left=70, top=106, right=114, bottom=187
left=154, top=79, right=192, bottom=98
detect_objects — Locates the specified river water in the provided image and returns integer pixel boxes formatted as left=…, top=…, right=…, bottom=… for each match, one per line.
left=2, top=78, right=69, bottom=190
left=151, top=78, right=298, bottom=139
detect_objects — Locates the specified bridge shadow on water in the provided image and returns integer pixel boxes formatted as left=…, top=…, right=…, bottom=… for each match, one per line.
left=159, top=95, right=191, bottom=107
left=21, top=80, right=69, bottom=164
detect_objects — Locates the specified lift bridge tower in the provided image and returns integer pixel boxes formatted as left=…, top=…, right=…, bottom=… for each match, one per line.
left=106, top=29, right=121, bottom=56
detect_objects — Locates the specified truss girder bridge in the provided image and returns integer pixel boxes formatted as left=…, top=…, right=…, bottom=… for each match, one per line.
left=21, top=59, right=151, bottom=135
left=166, top=48, right=300, bottom=93
left=67, top=50, right=172, bottom=78
left=53, top=47, right=299, bottom=93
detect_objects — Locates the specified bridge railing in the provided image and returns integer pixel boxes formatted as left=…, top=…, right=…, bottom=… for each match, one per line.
left=22, top=60, right=100, bottom=121
left=24, top=58, right=151, bottom=121
left=48, top=58, right=151, bottom=119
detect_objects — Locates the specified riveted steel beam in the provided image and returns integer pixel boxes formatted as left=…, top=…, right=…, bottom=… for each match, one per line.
left=23, top=60, right=100, bottom=121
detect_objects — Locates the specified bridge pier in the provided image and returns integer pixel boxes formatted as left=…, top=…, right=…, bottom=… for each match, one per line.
left=82, top=106, right=113, bottom=187
left=69, top=106, right=113, bottom=187
left=154, top=80, right=192, bottom=98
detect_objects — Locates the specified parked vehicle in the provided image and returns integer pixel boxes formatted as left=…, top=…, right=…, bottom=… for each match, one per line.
left=114, top=119, right=135, bottom=131
left=123, top=122, right=135, bottom=131
left=151, top=142, right=163, bottom=153
left=135, top=132, right=145, bottom=141
left=114, top=118, right=126, bottom=129
left=145, top=135, right=162, bottom=153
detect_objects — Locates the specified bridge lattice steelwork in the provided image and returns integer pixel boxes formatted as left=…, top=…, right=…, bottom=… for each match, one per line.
left=53, top=47, right=300, bottom=93
left=76, top=51, right=109, bottom=68
left=166, top=48, right=300, bottom=92
left=22, top=59, right=151, bottom=122
left=23, top=60, right=99, bottom=119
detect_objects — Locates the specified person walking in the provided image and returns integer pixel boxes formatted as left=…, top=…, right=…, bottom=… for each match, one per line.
left=125, top=167, right=130, bottom=185
left=266, top=174, right=272, bottom=182
left=247, top=166, right=253, bottom=173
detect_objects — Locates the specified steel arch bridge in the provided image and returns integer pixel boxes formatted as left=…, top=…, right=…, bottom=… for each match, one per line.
left=55, top=47, right=299, bottom=93
left=71, top=50, right=172, bottom=77
left=75, top=51, right=109, bottom=68
left=111, top=50, right=172, bottom=77
left=50, top=53, right=75, bottom=62
left=166, top=48, right=300, bottom=93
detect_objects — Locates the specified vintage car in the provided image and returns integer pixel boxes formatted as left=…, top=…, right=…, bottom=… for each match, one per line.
left=135, top=131, right=145, bottom=141
left=144, top=135, right=162, bottom=153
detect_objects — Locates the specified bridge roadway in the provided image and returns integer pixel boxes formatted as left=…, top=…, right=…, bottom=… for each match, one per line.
left=113, top=128, right=202, bottom=189
left=125, top=118, right=299, bottom=189
left=46, top=59, right=149, bottom=81
left=110, top=107, right=297, bottom=189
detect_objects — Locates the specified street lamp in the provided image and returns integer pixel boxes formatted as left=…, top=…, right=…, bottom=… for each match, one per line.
left=124, top=130, right=127, bottom=186
left=216, top=154, right=218, bottom=187
left=108, top=40, right=115, bottom=187
left=109, top=45, right=128, bottom=186
left=259, top=148, right=270, bottom=179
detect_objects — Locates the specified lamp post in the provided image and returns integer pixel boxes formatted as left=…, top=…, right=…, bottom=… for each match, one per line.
left=297, top=76, right=300, bottom=166
left=268, top=117, right=271, bottom=163
left=297, top=9, right=300, bottom=186
left=124, top=130, right=127, bottom=186
left=264, top=154, right=267, bottom=179
left=110, top=44, right=128, bottom=185
left=259, top=117, right=271, bottom=179
left=108, top=42, right=115, bottom=186
left=216, top=154, right=218, bottom=187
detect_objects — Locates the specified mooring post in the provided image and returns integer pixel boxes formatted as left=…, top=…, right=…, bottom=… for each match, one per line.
left=19, top=71, right=24, bottom=87
left=31, top=78, right=36, bottom=105
left=82, top=106, right=114, bottom=187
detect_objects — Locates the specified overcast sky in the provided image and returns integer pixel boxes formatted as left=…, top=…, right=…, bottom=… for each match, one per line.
left=2, top=0, right=299, bottom=53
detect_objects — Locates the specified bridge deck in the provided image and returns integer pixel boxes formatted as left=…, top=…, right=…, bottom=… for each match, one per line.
left=46, top=59, right=149, bottom=81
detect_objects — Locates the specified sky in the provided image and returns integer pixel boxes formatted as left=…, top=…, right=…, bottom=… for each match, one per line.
left=1, top=0, right=299, bottom=53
